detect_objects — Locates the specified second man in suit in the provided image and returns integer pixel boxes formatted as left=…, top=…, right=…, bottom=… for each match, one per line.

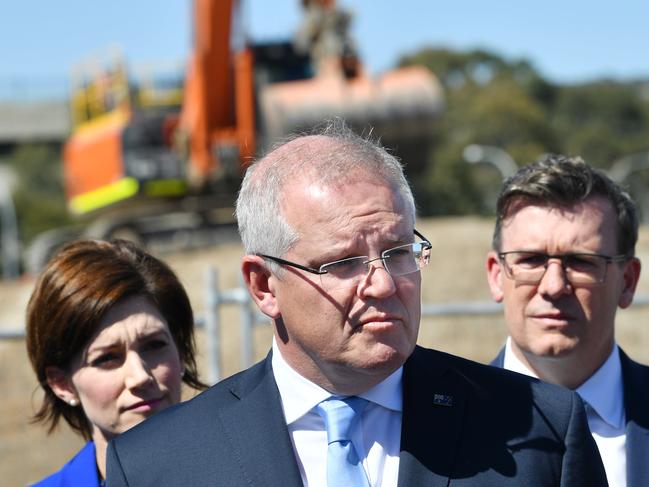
left=487, top=154, right=648, bottom=487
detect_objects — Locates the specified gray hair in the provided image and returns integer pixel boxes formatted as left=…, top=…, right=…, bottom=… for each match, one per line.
left=492, top=154, right=639, bottom=256
left=235, top=120, right=416, bottom=263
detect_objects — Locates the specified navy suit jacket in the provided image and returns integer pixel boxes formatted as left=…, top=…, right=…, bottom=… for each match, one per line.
left=107, top=346, right=607, bottom=486
left=492, top=346, right=649, bottom=487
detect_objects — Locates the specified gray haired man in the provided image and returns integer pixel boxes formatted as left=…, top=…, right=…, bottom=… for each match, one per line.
left=107, top=127, right=606, bottom=486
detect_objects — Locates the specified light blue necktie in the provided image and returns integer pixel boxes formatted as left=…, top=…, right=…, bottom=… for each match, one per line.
left=316, top=396, right=371, bottom=487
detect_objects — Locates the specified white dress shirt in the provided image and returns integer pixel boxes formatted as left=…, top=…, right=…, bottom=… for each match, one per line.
left=503, top=337, right=627, bottom=487
left=272, top=339, right=402, bottom=487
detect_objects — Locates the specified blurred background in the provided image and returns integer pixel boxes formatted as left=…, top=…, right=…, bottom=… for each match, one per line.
left=3, top=0, right=649, bottom=483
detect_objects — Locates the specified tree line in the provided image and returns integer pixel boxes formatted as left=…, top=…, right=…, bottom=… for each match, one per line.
left=399, top=47, right=649, bottom=216
left=3, top=46, right=649, bottom=246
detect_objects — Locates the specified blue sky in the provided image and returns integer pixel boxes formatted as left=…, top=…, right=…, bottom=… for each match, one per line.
left=2, top=0, right=649, bottom=98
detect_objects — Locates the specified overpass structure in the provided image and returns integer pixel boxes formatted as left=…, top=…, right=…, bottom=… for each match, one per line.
left=0, top=100, right=70, bottom=145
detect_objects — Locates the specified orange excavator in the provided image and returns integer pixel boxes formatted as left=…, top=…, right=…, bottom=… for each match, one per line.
left=61, top=0, right=443, bottom=243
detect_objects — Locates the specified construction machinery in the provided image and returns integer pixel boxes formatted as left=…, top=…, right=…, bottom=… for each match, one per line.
left=60, top=0, right=443, bottom=246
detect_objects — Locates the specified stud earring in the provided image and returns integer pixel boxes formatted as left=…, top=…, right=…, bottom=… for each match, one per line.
left=69, top=398, right=78, bottom=407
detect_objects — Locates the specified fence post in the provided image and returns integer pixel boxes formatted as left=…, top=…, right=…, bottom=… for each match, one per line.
left=204, top=266, right=220, bottom=384
left=0, top=169, right=21, bottom=279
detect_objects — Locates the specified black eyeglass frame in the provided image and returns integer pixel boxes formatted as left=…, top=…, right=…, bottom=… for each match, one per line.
left=259, top=229, right=431, bottom=276
left=498, top=250, right=630, bottom=284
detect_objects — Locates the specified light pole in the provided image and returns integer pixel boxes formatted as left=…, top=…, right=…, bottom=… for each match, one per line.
left=608, top=152, right=649, bottom=224
left=462, top=144, right=518, bottom=180
left=0, top=165, right=21, bottom=279
left=608, top=152, right=649, bottom=183
left=462, top=144, right=518, bottom=212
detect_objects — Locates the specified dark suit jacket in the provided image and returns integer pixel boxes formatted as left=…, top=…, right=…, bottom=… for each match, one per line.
left=492, top=346, right=649, bottom=487
left=107, top=346, right=607, bottom=486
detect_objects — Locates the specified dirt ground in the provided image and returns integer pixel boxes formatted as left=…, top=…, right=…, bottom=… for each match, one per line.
left=3, top=216, right=649, bottom=485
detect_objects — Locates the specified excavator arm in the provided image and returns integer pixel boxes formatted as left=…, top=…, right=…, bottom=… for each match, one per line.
left=179, top=0, right=255, bottom=187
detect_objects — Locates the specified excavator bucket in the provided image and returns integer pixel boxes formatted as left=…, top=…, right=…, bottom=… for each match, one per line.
left=258, top=63, right=443, bottom=173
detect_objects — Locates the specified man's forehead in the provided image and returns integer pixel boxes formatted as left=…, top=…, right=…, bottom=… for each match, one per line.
left=281, top=173, right=407, bottom=215
left=281, top=177, right=412, bottom=240
left=502, top=202, right=576, bottom=229
left=289, top=168, right=390, bottom=191
left=257, top=135, right=344, bottom=174
left=502, top=196, right=615, bottom=226
left=499, top=196, right=619, bottom=252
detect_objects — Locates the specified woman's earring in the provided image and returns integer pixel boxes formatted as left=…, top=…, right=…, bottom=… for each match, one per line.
left=69, top=398, right=78, bottom=407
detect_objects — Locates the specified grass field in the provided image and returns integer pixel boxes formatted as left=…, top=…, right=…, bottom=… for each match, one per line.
left=3, top=217, right=649, bottom=485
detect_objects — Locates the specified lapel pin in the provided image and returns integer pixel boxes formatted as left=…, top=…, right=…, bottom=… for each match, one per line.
left=433, top=393, right=453, bottom=407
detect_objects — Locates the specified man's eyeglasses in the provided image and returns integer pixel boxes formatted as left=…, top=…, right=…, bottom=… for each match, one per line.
left=498, top=251, right=630, bottom=285
left=260, top=230, right=432, bottom=292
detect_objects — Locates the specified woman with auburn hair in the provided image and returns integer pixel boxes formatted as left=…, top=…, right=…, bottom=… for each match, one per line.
left=26, top=239, right=206, bottom=486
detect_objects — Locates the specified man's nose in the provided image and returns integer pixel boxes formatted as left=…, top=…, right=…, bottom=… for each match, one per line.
left=124, top=352, right=154, bottom=390
left=537, top=259, right=572, bottom=298
left=358, top=260, right=397, bottom=298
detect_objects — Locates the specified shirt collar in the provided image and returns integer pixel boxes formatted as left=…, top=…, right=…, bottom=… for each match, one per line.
left=576, top=344, right=624, bottom=429
left=271, top=338, right=403, bottom=425
left=503, top=337, right=624, bottom=429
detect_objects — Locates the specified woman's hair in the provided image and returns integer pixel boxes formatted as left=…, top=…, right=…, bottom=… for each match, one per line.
left=25, top=239, right=206, bottom=440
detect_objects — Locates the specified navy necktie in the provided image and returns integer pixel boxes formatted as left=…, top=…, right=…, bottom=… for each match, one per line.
left=316, top=396, right=370, bottom=487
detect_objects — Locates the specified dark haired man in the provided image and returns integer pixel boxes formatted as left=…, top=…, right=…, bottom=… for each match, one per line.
left=488, top=154, right=649, bottom=486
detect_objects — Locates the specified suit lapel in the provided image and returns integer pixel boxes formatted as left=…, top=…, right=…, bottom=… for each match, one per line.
left=398, top=347, right=467, bottom=486
left=218, top=354, right=303, bottom=487
left=620, top=350, right=649, bottom=487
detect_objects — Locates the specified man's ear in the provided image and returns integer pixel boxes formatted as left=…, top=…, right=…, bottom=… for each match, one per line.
left=45, top=366, right=77, bottom=404
left=241, top=255, right=281, bottom=319
left=619, top=257, right=641, bottom=309
left=486, top=250, right=504, bottom=303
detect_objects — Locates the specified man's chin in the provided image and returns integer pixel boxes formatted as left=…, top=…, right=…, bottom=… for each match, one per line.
left=353, top=343, right=411, bottom=372
left=529, top=340, right=579, bottom=360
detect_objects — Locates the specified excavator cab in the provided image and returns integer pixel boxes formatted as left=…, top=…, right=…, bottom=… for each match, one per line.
left=63, top=52, right=188, bottom=217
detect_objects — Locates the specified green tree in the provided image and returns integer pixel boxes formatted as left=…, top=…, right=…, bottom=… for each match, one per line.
left=551, top=82, right=649, bottom=166
left=400, top=47, right=561, bottom=215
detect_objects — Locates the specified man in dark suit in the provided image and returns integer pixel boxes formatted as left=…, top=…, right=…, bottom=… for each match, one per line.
left=107, top=125, right=606, bottom=486
left=486, top=154, right=649, bottom=487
